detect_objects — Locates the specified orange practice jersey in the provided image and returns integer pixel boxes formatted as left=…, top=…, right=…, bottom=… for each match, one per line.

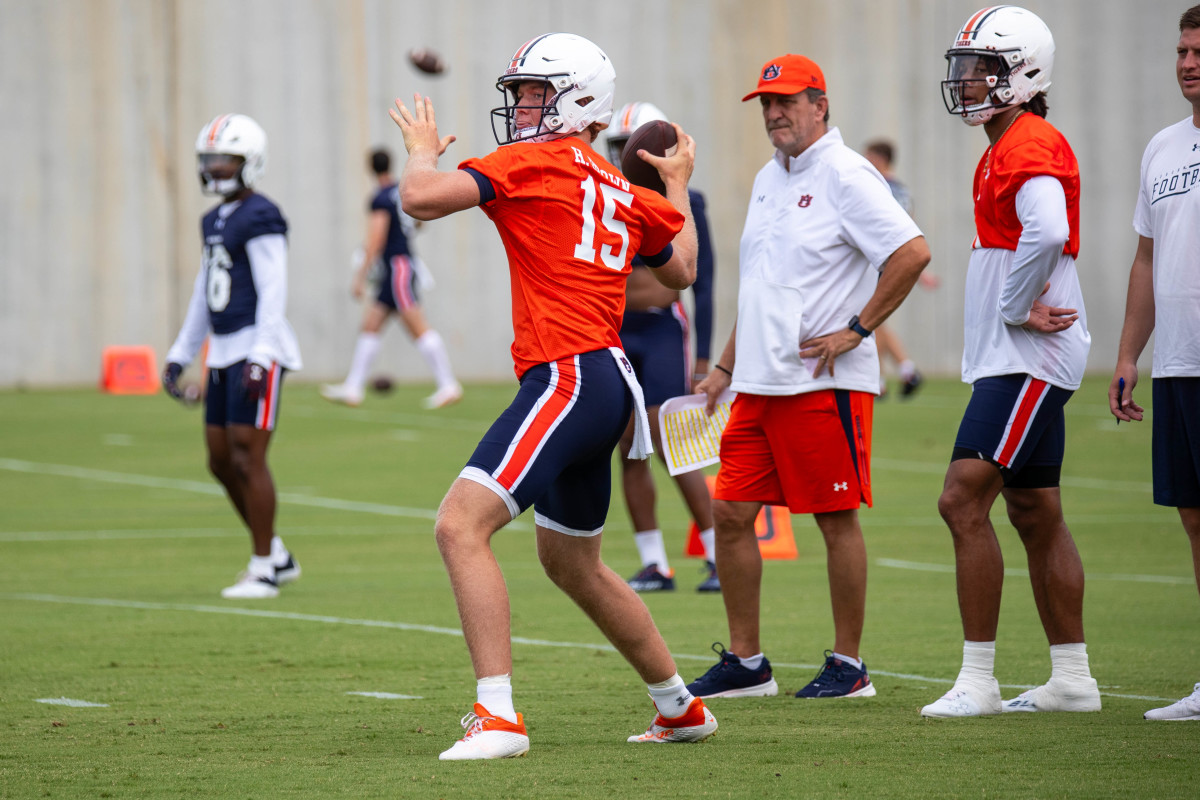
left=459, top=139, right=684, bottom=378
left=972, top=113, right=1080, bottom=257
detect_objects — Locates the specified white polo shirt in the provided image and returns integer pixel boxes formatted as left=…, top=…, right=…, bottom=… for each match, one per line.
left=1133, top=116, right=1200, bottom=377
left=733, top=127, right=923, bottom=396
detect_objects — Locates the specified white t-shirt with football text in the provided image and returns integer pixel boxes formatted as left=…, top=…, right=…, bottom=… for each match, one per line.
left=1133, top=116, right=1200, bottom=377
left=732, top=127, right=923, bottom=396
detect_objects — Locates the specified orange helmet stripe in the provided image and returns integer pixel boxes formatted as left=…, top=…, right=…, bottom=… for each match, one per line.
left=206, top=114, right=230, bottom=148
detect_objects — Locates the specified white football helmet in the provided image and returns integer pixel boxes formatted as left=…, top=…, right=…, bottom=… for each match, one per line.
left=605, top=102, right=668, bottom=164
left=942, top=6, right=1055, bottom=125
left=195, top=114, right=268, bottom=196
left=491, top=33, right=616, bottom=145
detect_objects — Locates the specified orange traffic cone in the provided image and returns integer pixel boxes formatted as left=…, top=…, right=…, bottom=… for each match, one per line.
left=100, top=346, right=158, bottom=395
left=685, top=475, right=797, bottom=560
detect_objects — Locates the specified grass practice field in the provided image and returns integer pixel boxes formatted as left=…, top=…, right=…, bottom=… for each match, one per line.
left=2, top=376, right=1197, bottom=798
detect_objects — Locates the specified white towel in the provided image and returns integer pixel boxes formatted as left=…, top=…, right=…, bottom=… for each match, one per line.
left=608, top=347, right=653, bottom=460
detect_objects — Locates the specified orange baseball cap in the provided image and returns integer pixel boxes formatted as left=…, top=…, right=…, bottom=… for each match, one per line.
left=742, top=54, right=826, bottom=101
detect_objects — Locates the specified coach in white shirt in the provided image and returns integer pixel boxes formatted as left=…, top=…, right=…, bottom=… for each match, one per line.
left=687, top=54, right=930, bottom=701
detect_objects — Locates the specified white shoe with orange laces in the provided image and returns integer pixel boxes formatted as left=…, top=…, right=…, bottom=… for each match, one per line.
left=438, top=703, right=529, bottom=760
left=627, top=697, right=717, bottom=743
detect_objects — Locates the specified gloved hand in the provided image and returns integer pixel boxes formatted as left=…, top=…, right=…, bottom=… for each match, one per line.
left=242, top=361, right=269, bottom=402
left=162, top=362, right=184, bottom=400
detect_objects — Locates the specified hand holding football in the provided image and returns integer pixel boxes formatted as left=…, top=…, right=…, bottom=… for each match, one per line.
left=619, top=120, right=678, bottom=195
left=409, top=47, right=446, bottom=75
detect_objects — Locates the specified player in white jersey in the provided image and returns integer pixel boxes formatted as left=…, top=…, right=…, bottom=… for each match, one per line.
left=1110, top=4, right=1200, bottom=722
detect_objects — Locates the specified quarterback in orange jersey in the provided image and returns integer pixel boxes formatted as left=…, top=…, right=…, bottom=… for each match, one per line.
left=388, top=32, right=717, bottom=759
left=921, top=6, right=1099, bottom=720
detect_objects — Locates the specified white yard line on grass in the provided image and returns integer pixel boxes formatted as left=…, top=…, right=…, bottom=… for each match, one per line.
left=0, top=592, right=1171, bottom=703
left=877, top=558, right=1194, bottom=585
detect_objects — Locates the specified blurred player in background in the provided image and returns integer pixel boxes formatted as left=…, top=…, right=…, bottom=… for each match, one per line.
left=321, top=147, right=462, bottom=409
left=922, top=6, right=1100, bottom=718
left=389, top=32, right=717, bottom=759
left=162, top=114, right=302, bottom=600
left=863, top=139, right=940, bottom=398
left=1110, top=3, right=1200, bottom=722
left=606, top=102, right=719, bottom=594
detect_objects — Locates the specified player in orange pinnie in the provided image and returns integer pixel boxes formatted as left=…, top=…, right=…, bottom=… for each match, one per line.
left=389, top=32, right=718, bottom=760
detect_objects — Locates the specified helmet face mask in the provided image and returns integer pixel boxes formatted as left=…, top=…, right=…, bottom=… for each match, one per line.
left=490, top=33, right=615, bottom=146
left=942, top=6, right=1055, bottom=126
left=195, top=114, right=268, bottom=197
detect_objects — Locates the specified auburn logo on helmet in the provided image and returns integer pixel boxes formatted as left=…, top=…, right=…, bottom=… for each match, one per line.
left=762, top=64, right=782, bottom=81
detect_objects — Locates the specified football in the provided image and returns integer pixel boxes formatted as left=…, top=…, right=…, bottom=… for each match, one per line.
left=371, top=375, right=395, bottom=394
left=619, top=120, right=678, bottom=195
left=408, top=47, right=446, bottom=75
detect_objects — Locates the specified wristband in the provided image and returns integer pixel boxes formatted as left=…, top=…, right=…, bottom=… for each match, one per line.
left=714, top=364, right=733, bottom=377
left=848, top=315, right=872, bottom=338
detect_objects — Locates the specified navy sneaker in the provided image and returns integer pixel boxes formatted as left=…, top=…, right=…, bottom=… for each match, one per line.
left=795, top=651, right=877, bottom=698
left=900, top=370, right=924, bottom=398
left=686, top=643, right=778, bottom=698
left=696, top=561, right=721, bottom=593
left=628, top=564, right=675, bottom=592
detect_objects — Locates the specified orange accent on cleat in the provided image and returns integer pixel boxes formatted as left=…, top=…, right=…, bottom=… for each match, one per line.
left=439, top=703, right=530, bottom=760
left=627, top=697, right=718, bottom=743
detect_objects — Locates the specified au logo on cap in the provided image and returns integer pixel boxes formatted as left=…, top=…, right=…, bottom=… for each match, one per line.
left=762, top=64, right=782, bottom=81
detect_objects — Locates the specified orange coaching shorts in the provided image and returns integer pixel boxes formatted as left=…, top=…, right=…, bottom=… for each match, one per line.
left=714, top=390, right=873, bottom=514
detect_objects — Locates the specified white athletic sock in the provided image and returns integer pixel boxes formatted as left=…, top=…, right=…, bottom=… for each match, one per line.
left=344, top=333, right=381, bottom=395
left=415, top=330, right=457, bottom=391
left=899, top=359, right=916, bottom=380
left=699, top=527, right=716, bottom=562
left=248, top=555, right=275, bottom=579
left=738, top=652, right=765, bottom=671
left=269, top=536, right=288, bottom=564
left=957, top=640, right=996, bottom=684
left=647, top=674, right=695, bottom=719
left=1049, top=642, right=1092, bottom=682
left=633, top=529, right=669, bottom=573
left=833, top=651, right=863, bottom=670
left=476, top=674, right=517, bottom=724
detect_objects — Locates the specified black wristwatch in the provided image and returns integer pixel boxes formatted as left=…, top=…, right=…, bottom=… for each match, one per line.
left=848, top=315, right=872, bottom=338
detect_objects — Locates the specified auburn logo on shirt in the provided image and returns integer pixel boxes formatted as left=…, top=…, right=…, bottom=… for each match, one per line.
left=797, top=195, right=813, bottom=208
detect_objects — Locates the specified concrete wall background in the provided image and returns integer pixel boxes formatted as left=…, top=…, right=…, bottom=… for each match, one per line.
left=1, top=0, right=1189, bottom=387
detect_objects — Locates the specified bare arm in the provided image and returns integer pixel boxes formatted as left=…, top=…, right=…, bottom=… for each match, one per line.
left=1109, top=235, right=1155, bottom=422
left=389, top=95, right=480, bottom=220
left=799, top=235, right=931, bottom=377
left=696, top=321, right=737, bottom=415
left=354, top=209, right=390, bottom=299
left=639, top=124, right=697, bottom=290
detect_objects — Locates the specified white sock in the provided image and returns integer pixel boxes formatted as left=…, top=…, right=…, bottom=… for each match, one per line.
left=647, top=674, right=695, bottom=719
left=1049, top=643, right=1092, bottom=682
left=899, top=359, right=916, bottom=380
left=633, top=529, right=669, bottom=573
left=833, top=651, right=863, bottom=670
left=738, top=652, right=765, bottom=671
left=476, top=674, right=517, bottom=724
left=248, top=555, right=275, bottom=579
left=269, top=536, right=288, bottom=565
left=415, top=330, right=457, bottom=391
left=957, top=640, right=996, bottom=685
left=344, top=333, right=381, bottom=395
left=698, top=527, right=716, bottom=563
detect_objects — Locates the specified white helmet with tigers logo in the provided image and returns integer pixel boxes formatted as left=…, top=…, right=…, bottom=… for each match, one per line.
left=491, top=33, right=616, bottom=145
left=195, top=114, right=268, bottom=196
left=605, top=102, right=668, bottom=165
left=942, top=6, right=1055, bottom=125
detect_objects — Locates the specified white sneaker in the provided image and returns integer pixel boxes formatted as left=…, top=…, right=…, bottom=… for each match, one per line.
left=320, top=383, right=363, bottom=407
left=920, top=679, right=1002, bottom=718
left=273, top=553, right=301, bottom=586
left=627, top=698, right=717, bottom=743
left=423, top=383, right=462, bottom=410
left=1144, top=684, right=1200, bottom=721
left=1001, top=676, right=1101, bottom=713
left=220, top=572, right=280, bottom=599
left=439, top=703, right=529, bottom=760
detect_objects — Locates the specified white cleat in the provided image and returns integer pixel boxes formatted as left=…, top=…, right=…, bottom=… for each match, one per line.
left=220, top=572, right=280, bottom=599
left=423, top=383, right=463, bottom=410
left=273, top=553, right=301, bottom=586
left=1144, top=684, right=1200, bottom=721
left=921, top=679, right=1002, bottom=718
left=1001, top=677, right=1101, bottom=713
left=439, top=704, right=529, bottom=761
left=627, top=698, right=718, bottom=743
left=320, top=383, right=363, bottom=407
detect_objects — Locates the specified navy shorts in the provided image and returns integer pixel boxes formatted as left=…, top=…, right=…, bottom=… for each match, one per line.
left=619, top=302, right=689, bottom=407
left=375, top=254, right=420, bottom=311
left=461, top=349, right=633, bottom=535
left=205, top=360, right=286, bottom=431
left=1152, top=377, right=1200, bottom=507
left=951, top=374, right=1073, bottom=489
